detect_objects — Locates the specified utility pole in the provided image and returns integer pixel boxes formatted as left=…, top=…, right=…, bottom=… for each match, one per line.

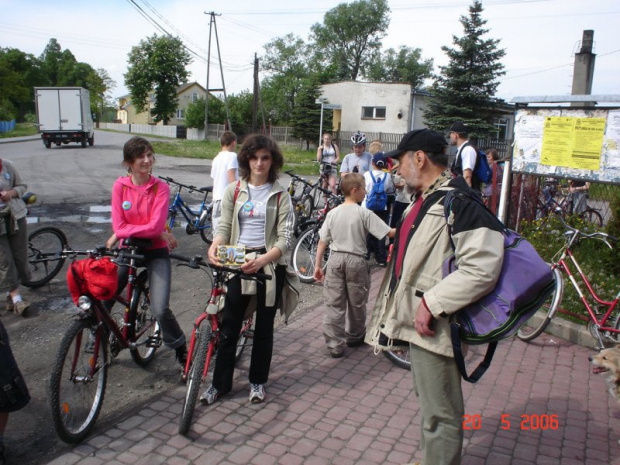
left=204, top=11, right=232, bottom=140
left=252, top=54, right=259, bottom=132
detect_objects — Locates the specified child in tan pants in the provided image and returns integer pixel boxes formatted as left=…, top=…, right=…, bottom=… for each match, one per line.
left=313, top=173, right=395, bottom=358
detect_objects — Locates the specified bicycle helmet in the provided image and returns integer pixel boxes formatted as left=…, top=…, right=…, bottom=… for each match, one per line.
left=350, top=131, right=367, bottom=146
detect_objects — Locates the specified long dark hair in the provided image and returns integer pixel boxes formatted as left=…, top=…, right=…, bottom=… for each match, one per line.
left=237, top=134, right=284, bottom=184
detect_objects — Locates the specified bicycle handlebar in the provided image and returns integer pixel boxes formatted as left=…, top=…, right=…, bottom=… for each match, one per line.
left=158, top=176, right=212, bottom=195
left=555, top=208, right=618, bottom=248
left=64, top=246, right=145, bottom=262
left=170, top=253, right=272, bottom=280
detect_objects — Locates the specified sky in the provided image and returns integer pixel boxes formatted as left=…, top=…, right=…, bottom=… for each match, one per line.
left=1, top=0, right=619, bottom=104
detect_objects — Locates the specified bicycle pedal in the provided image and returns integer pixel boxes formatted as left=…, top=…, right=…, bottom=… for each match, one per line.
left=146, top=336, right=163, bottom=348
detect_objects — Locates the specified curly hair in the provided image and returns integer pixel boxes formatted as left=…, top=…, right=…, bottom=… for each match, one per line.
left=237, top=134, right=284, bottom=184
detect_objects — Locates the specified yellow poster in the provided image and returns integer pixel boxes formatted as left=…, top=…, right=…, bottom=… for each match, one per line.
left=540, top=116, right=605, bottom=170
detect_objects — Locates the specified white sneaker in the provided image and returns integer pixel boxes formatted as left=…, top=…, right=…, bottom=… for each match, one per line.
left=249, top=383, right=265, bottom=403
left=200, top=385, right=220, bottom=405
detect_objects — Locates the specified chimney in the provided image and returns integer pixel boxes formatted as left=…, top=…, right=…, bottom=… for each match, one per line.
left=571, top=30, right=596, bottom=107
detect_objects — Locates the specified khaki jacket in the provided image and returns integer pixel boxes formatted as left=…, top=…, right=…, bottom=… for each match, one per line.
left=216, top=179, right=294, bottom=265
left=366, top=175, right=504, bottom=357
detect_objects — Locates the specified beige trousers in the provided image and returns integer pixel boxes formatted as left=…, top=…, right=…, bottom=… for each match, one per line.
left=322, top=252, right=370, bottom=350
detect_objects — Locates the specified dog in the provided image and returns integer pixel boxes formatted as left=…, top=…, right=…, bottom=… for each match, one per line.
left=589, top=345, right=620, bottom=403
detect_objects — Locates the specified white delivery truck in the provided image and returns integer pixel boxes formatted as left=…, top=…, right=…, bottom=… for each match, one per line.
left=34, top=87, right=95, bottom=148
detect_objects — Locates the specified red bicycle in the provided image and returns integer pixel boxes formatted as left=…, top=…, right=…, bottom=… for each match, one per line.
left=171, top=254, right=271, bottom=436
left=49, top=240, right=161, bottom=443
left=518, top=210, right=618, bottom=348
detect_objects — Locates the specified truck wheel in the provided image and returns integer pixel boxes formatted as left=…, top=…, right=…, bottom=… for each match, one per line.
left=44, top=141, right=51, bottom=149
left=81, top=136, right=87, bottom=148
left=88, top=134, right=94, bottom=146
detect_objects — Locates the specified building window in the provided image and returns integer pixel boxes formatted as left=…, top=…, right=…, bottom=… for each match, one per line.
left=493, top=117, right=508, bottom=140
left=177, top=109, right=185, bottom=119
left=362, top=106, right=386, bottom=120
left=192, top=92, right=198, bottom=103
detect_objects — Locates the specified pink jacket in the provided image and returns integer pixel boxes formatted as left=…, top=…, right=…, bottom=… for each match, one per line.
left=111, top=175, right=169, bottom=249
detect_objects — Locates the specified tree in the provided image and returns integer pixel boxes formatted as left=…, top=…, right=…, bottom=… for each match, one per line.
left=366, top=46, right=433, bottom=88
left=291, top=79, right=329, bottom=149
left=310, top=0, right=390, bottom=81
left=125, top=34, right=192, bottom=125
left=227, top=91, right=253, bottom=133
left=424, top=1, right=506, bottom=137
left=0, top=48, right=44, bottom=118
left=185, top=96, right=226, bottom=129
left=260, top=34, right=311, bottom=125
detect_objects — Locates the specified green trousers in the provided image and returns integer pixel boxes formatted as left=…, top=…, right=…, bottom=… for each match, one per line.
left=410, top=343, right=464, bottom=465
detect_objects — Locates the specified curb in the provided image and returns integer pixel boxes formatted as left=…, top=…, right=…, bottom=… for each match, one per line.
left=525, top=312, right=599, bottom=349
left=0, top=135, right=40, bottom=144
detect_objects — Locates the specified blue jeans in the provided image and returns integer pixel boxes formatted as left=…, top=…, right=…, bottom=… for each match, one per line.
left=116, top=248, right=185, bottom=350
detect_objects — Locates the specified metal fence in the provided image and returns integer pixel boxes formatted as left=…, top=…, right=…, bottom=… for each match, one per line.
left=485, top=171, right=619, bottom=230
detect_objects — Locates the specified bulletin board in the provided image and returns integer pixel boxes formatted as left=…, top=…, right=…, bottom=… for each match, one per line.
left=511, top=107, right=620, bottom=183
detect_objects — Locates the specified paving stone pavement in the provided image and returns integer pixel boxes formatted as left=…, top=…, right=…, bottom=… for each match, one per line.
left=47, top=269, right=620, bottom=465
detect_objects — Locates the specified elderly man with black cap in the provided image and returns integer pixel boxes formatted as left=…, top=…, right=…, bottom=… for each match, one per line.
left=448, top=121, right=478, bottom=189
left=365, top=129, right=504, bottom=465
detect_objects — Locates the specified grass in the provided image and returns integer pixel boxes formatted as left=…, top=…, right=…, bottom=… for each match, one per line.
left=0, top=123, right=38, bottom=139
left=151, top=139, right=321, bottom=176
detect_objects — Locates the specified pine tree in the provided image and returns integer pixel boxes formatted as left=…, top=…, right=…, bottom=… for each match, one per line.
left=424, top=1, right=505, bottom=137
left=291, top=79, right=331, bottom=150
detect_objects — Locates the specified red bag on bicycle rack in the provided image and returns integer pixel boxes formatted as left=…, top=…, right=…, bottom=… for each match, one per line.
left=67, top=258, right=119, bottom=304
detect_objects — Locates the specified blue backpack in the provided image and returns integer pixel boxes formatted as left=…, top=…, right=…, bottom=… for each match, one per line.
left=366, top=171, right=387, bottom=211
left=454, top=142, right=493, bottom=185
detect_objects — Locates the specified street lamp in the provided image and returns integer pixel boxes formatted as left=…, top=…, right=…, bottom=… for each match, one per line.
left=315, top=97, right=328, bottom=147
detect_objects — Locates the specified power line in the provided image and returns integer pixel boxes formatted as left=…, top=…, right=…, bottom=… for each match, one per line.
left=503, top=48, right=620, bottom=81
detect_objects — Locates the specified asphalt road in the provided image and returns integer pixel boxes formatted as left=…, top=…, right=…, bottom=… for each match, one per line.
left=0, top=131, right=323, bottom=464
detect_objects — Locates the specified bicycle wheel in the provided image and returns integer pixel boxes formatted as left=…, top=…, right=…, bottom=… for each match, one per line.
left=49, top=319, right=108, bottom=443
left=383, top=347, right=411, bottom=370
left=291, top=228, right=329, bottom=283
left=200, top=226, right=214, bottom=244
left=517, top=266, right=564, bottom=342
left=580, top=208, right=603, bottom=227
left=293, top=195, right=314, bottom=233
left=128, top=273, right=161, bottom=366
left=23, top=226, right=68, bottom=288
left=235, top=318, right=254, bottom=363
left=179, top=322, right=212, bottom=436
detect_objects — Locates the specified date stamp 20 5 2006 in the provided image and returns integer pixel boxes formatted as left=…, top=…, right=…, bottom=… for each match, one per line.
left=462, top=414, right=559, bottom=431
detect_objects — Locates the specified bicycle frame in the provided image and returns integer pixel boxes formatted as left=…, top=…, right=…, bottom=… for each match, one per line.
left=554, top=243, right=620, bottom=345
left=169, top=188, right=212, bottom=231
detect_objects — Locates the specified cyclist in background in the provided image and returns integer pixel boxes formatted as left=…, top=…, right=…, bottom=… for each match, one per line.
left=340, top=132, right=372, bottom=177
left=567, top=179, right=590, bottom=214
left=316, top=132, right=340, bottom=195
left=203, top=134, right=294, bottom=405
left=106, top=136, right=188, bottom=370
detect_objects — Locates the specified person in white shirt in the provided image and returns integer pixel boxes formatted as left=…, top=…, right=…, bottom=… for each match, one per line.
left=211, top=131, right=238, bottom=232
left=448, top=121, right=478, bottom=189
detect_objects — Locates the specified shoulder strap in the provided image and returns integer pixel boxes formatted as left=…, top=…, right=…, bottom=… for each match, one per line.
left=451, top=324, right=497, bottom=383
left=369, top=170, right=376, bottom=183
left=232, top=180, right=241, bottom=203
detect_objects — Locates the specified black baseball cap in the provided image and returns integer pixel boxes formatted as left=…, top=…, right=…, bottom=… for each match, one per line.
left=448, top=121, right=468, bottom=134
left=384, top=129, right=447, bottom=159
